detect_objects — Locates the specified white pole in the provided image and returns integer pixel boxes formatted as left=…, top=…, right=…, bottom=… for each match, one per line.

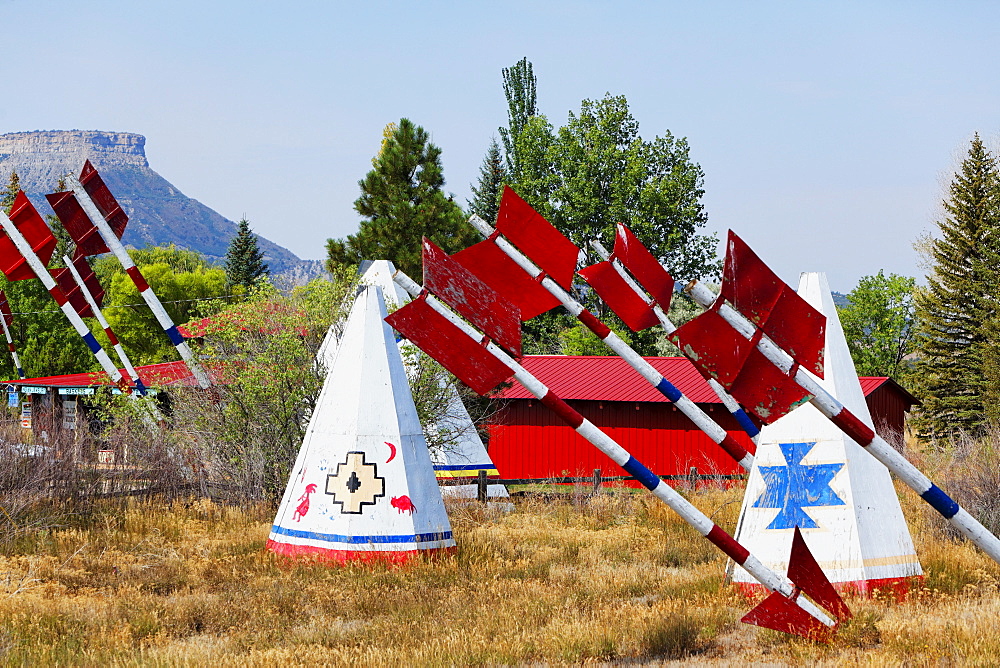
left=65, top=175, right=211, bottom=389
left=0, top=309, right=24, bottom=379
left=62, top=255, right=147, bottom=396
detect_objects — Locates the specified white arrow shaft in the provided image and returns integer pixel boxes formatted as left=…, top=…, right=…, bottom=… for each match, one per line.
left=65, top=176, right=210, bottom=389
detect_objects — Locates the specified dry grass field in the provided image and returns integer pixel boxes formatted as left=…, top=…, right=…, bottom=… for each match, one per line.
left=1, top=472, right=999, bottom=666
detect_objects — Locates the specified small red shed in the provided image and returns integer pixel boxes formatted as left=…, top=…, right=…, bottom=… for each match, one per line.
left=486, top=356, right=918, bottom=481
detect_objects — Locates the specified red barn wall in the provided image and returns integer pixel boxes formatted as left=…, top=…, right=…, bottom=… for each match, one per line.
left=487, top=399, right=755, bottom=480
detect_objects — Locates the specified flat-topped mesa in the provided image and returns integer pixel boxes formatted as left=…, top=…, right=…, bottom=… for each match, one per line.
left=0, top=129, right=316, bottom=280
left=0, top=130, right=150, bottom=171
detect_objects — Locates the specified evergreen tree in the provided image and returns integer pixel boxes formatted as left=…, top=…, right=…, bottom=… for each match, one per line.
left=1, top=170, right=20, bottom=214
left=467, top=137, right=506, bottom=224
left=326, top=118, right=476, bottom=278
left=913, top=134, right=1000, bottom=439
left=225, top=218, right=269, bottom=290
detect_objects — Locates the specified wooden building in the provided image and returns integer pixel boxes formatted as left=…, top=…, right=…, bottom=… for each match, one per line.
left=486, top=356, right=918, bottom=480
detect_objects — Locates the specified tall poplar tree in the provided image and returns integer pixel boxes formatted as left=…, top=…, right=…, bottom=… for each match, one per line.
left=913, top=134, right=1000, bottom=439
left=326, top=118, right=475, bottom=278
left=498, top=57, right=537, bottom=184
left=467, top=137, right=505, bottom=224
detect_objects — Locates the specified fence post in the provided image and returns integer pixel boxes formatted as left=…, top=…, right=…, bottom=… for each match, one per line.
left=592, top=468, right=602, bottom=494
left=688, top=466, right=698, bottom=490
left=477, top=469, right=488, bottom=503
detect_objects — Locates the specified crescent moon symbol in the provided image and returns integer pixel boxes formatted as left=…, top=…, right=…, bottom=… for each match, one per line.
left=385, top=441, right=397, bottom=463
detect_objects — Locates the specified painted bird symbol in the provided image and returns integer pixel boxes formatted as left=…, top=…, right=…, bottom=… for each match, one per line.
left=390, top=495, right=416, bottom=515
left=293, top=483, right=318, bottom=521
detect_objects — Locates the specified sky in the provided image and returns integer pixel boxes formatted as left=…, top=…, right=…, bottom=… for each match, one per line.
left=3, top=1, right=999, bottom=292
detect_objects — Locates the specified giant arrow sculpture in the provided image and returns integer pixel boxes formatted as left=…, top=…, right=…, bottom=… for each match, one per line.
left=384, top=238, right=851, bottom=640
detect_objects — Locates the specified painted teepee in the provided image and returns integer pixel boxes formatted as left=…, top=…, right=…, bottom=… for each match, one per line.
left=318, top=260, right=508, bottom=500
left=267, top=284, right=455, bottom=563
left=731, top=272, right=921, bottom=595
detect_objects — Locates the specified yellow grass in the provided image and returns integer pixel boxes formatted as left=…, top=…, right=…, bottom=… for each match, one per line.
left=0, top=479, right=998, bottom=666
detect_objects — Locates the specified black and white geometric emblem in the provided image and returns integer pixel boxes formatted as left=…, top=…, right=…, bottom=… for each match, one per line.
left=325, top=451, right=385, bottom=514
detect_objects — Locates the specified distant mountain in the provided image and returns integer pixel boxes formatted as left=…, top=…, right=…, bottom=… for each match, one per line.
left=831, top=291, right=849, bottom=308
left=0, top=130, right=324, bottom=283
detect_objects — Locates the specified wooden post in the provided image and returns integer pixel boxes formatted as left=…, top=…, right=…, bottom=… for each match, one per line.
left=592, top=468, right=602, bottom=494
left=477, top=469, right=488, bottom=503
left=688, top=466, right=698, bottom=490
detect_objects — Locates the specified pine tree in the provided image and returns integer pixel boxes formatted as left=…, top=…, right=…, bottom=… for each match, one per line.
left=1, top=170, right=20, bottom=214
left=326, top=118, right=476, bottom=278
left=467, top=138, right=506, bottom=224
left=913, top=134, right=1000, bottom=439
left=225, top=218, right=269, bottom=290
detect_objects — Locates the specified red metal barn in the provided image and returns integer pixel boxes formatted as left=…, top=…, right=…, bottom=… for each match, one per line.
left=486, top=356, right=917, bottom=482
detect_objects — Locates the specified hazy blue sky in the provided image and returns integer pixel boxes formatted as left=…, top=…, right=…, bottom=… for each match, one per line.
left=3, top=1, right=999, bottom=291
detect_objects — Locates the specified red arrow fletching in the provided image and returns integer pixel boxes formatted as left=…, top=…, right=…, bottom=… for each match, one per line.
left=0, top=192, right=57, bottom=281
left=720, top=231, right=825, bottom=378
left=495, top=186, right=579, bottom=291
left=578, top=260, right=660, bottom=332
left=385, top=295, right=514, bottom=396
left=740, top=526, right=849, bottom=640
left=79, top=160, right=128, bottom=240
left=50, top=255, right=105, bottom=319
left=422, top=238, right=522, bottom=357
left=46, top=162, right=127, bottom=258
left=787, top=527, right=851, bottom=622
left=452, top=239, right=560, bottom=321
left=740, top=590, right=835, bottom=641
left=670, top=308, right=812, bottom=424
left=613, top=223, right=674, bottom=310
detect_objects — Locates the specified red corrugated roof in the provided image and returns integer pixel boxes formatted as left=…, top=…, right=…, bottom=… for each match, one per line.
left=495, top=356, right=894, bottom=404
left=2, top=361, right=200, bottom=389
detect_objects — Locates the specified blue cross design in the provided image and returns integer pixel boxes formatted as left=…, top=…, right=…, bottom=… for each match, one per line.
left=753, top=442, right=844, bottom=530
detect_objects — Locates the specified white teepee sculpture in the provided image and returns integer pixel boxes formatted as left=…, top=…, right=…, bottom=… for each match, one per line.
left=267, top=285, right=455, bottom=563
left=731, top=272, right=921, bottom=595
left=318, top=260, right=508, bottom=500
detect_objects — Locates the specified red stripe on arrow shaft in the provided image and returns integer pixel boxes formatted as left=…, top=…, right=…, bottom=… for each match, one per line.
left=577, top=309, right=612, bottom=339
left=105, top=328, right=119, bottom=346
left=539, top=390, right=585, bottom=429
left=126, top=266, right=149, bottom=292
left=48, top=286, right=68, bottom=306
left=831, top=409, right=875, bottom=447
left=706, top=525, right=750, bottom=565
left=718, top=435, right=750, bottom=463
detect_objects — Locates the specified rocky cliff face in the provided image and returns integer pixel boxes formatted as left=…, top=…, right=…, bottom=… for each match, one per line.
left=0, top=130, right=322, bottom=281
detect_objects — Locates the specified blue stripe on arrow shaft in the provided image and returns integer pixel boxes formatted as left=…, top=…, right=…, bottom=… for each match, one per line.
left=922, top=485, right=960, bottom=519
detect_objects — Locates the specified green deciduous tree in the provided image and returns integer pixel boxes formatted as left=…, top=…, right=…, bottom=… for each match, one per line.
left=225, top=217, right=269, bottom=291
left=510, top=94, right=718, bottom=281
left=326, top=118, right=476, bottom=279
left=838, top=271, right=916, bottom=380
left=95, top=245, right=230, bottom=365
left=912, top=134, right=1000, bottom=440
left=467, top=137, right=506, bottom=224
left=498, top=57, right=537, bottom=184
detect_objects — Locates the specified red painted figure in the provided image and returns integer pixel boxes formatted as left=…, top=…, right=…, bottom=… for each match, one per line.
left=293, top=483, right=318, bottom=521
left=391, top=495, right=416, bottom=515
